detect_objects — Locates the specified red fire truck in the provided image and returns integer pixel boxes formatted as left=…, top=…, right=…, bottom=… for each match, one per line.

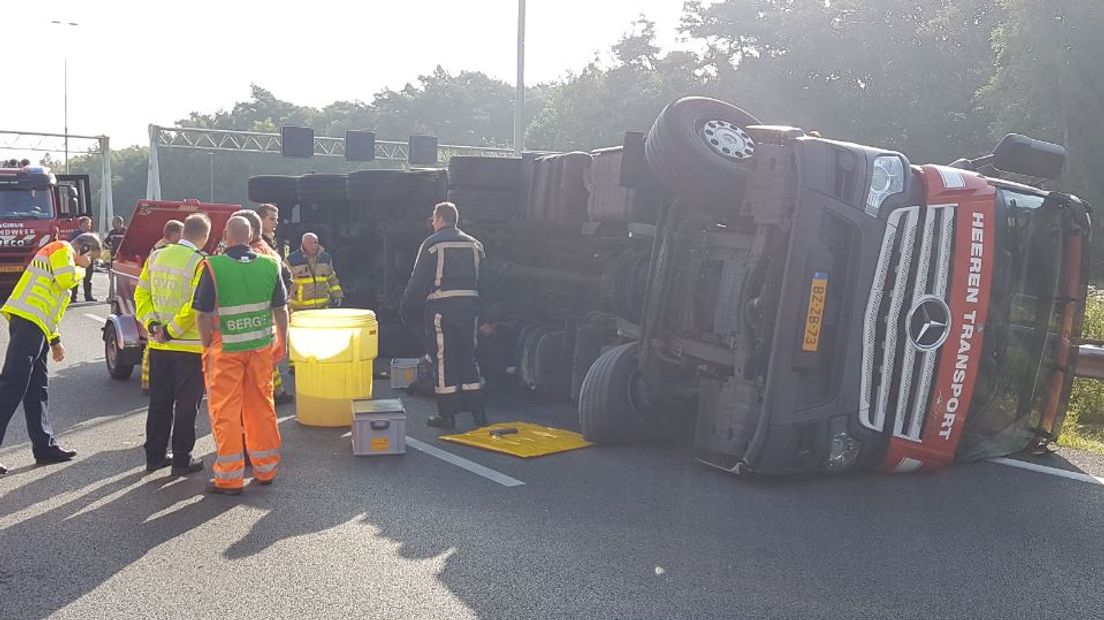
left=0, top=164, right=92, bottom=296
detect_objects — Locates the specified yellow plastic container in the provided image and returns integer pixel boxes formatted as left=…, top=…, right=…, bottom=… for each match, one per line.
left=289, top=309, right=378, bottom=427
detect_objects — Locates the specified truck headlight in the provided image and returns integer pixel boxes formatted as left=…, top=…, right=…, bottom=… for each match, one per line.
left=865, top=155, right=905, bottom=217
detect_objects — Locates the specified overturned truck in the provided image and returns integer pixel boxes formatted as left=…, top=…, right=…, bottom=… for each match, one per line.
left=250, top=97, right=1092, bottom=476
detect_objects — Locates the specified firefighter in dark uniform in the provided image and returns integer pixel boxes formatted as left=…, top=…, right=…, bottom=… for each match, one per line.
left=401, top=202, right=488, bottom=429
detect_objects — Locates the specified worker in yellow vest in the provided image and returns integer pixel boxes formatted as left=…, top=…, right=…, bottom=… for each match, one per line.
left=140, top=219, right=185, bottom=395
left=134, top=213, right=210, bottom=475
left=0, top=234, right=102, bottom=475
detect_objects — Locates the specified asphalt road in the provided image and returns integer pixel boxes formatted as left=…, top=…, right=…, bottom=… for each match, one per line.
left=1, top=273, right=1103, bottom=619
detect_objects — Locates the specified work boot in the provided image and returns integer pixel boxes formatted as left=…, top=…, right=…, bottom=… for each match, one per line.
left=0, top=462, right=8, bottom=475
left=171, top=458, right=204, bottom=476
left=426, top=415, right=456, bottom=429
left=465, top=390, right=488, bottom=427
left=146, top=456, right=173, bottom=472
left=274, top=391, right=294, bottom=405
left=35, top=448, right=77, bottom=465
left=207, top=483, right=243, bottom=497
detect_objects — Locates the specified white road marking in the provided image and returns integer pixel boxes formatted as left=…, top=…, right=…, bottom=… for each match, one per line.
left=83, top=313, right=107, bottom=325
left=405, top=437, right=525, bottom=488
left=989, top=457, right=1104, bottom=486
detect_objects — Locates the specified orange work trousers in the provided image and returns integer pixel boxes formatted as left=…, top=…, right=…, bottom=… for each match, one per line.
left=204, top=333, right=281, bottom=489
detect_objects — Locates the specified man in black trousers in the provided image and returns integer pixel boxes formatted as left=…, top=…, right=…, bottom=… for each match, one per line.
left=68, top=216, right=96, bottom=302
left=401, top=202, right=488, bottom=429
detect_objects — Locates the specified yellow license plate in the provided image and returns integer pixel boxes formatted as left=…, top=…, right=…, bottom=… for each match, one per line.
left=0, top=264, right=25, bottom=273
left=802, top=272, right=829, bottom=352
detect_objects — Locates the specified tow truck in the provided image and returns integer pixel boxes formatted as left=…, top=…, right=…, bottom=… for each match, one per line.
left=102, top=199, right=239, bottom=380
left=0, top=163, right=92, bottom=296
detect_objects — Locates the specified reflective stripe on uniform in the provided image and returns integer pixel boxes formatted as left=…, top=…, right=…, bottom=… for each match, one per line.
left=434, top=313, right=447, bottom=394
left=254, top=462, right=278, bottom=474
left=427, top=289, right=478, bottom=301
left=249, top=448, right=280, bottom=459
left=221, top=301, right=271, bottom=315
left=213, top=467, right=245, bottom=480
left=461, top=382, right=483, bottom=391
left=222, top=328, right=275, bottom=344
left=216, top=452, right=244, bottom=464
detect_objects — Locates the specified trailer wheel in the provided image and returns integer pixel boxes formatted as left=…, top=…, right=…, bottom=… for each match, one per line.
left=519, top=325, right=557, bottom=390
left=645, top=97, right=761, bottom=216
left=104, top=325, right=134, bottom=381
left=248, top=175, right=299, bottom=207
left=578, top=342, right=649, bottom=444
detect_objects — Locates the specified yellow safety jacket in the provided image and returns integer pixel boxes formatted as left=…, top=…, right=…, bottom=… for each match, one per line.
left=134, top=241, right=205, bottom=353
left=1, top=241, right=83, bottom=343
left=287, top=249, right=343, bottom=311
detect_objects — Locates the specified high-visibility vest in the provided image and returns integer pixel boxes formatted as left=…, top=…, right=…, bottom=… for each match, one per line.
left=134, top=243, right=205, bottom=353
left=287, top=249, right=343, bottom=310
left=1, top=241, right=83, bottom=342
left=207, top=253, right=279, bottom=353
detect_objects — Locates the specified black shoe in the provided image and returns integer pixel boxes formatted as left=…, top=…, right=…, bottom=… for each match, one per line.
left=426, top=415, right=456, bottom=429
left=35, top=448, right=77, bottom=465
left=274, top=392, right=294, bottom=405
left=0, top=463, right=7, bottom=475
left=207, top=483, right=243, bottom=496
left=85, top=297, right=97, bottom=302
left=146, top=457, right=173, bottom=472
left=252, top=477, right=274, bottom=487
left=171, top=458, right=204, bottom=476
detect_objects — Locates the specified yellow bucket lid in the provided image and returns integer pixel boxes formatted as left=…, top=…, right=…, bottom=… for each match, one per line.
left=290, top=308, right=376, bottom=329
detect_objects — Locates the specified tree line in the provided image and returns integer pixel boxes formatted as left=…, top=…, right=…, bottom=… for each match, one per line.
left=57, top=0, right=1103, bottom=266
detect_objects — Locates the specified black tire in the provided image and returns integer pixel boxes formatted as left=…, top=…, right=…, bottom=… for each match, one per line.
left=533, top=331, right=568, bottom=396
left=448, top=156, right=522, bottom=190
left=519, top=325, right=556, bottom=391
left=298, top=174, right=349, bottom=206
left=248, top=175, right=299, bottom=207
left=645, top=97, right=761, bottom=217
left=571, top=325, right=606, bottom=401
left=347, top=169, right=409, bottom=219
left=104, top=325, right=134, bottom=380
left=578, top=342, right=646, bottom=444
left=446, top=188, right=517, bottom=222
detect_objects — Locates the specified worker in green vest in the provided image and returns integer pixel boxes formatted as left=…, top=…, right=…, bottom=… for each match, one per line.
left=194, top=215, right=288, bottom=496
left=134, top=212, right=211, bottom=476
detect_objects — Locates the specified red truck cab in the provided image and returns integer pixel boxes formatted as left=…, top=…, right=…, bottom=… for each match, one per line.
left=102, top=199, right=241, bottom=380
left=0, top=164, right=92, bottom=295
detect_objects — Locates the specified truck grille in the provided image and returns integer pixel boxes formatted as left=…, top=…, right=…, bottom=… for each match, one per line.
left=859, top=205, right=955, bottom=439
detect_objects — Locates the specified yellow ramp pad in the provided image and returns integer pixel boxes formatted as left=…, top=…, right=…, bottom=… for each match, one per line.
left=440, top=423, right=592, bottom=458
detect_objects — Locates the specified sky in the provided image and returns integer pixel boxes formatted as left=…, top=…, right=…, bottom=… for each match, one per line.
left=1, top=0, right=693, bottom=152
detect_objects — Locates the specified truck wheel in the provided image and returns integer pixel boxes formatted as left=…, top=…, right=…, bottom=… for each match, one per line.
left=248, top=175, right=299, bottom=207
left=519, top=325, right=557, bottom=390
left=578, top=342, right=648, bottom=444
left=645, top=97, right=761, bottom=216
left=104, top=325, right=134, bottom=381
left=347, top=170, right=408, bottom=219
left=297, top=174, right=349, bottom=207
left=533, top=330, right=568, bottom=396
left=571, top=325, right=606, bottom=402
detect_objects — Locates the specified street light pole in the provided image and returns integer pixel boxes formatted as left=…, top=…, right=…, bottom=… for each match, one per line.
left=50, top=20, right=79, bottom=173
left=513, top=0, right=526, bottom=157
